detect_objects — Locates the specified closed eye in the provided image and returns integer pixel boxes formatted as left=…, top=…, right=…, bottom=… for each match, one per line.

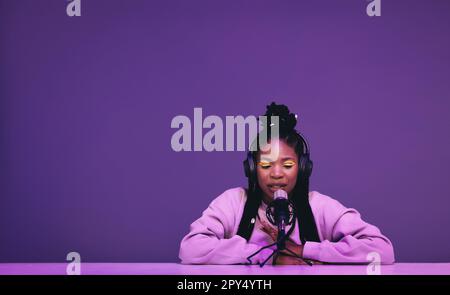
left=257, top=161, right=271, bottom=169
left=283, top=160, right=296, bottom=168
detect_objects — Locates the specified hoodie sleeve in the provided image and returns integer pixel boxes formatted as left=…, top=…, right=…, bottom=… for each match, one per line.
left=302, top=195, right=395, bottom=264
left=178, top=188, right=273, bottom=265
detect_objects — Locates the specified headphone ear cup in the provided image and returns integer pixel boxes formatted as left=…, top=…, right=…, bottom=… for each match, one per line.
left=298, top=155, right=313, bottom=179
left=248, top=153, right=256, bottom=184
left=242, top=159, right=249, bottom=178
left=243, top=158, right=250, bottom=178
left=243, top=152, right=257, bottom=190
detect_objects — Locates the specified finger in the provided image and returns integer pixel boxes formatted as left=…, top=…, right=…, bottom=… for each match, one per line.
left=261, top=223, right=275, bottom=234
left=260, top=226, right=271, bottom=235
left=261, top=220, right=276, bottom=231
left=262, top=224, right=272, bottom=233
left=260, top=226, right=275, bottom=239
left=265, top=231, right=276, bottom=240
left=259, top=222, right=278, bottom=240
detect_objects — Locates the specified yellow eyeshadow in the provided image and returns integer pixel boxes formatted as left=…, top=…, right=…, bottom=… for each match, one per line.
left=257, top=161, right=296, bottom=168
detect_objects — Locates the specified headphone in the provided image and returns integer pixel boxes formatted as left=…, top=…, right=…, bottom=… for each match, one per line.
left=243, top=132, right=313, bottom=192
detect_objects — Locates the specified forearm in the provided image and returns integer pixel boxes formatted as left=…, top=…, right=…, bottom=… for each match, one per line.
left=179, top=234, right=274, bottom=265
left=302, top=236, right=395, bottom=264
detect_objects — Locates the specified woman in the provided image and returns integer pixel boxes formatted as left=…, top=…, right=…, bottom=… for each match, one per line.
left=179, top=102, right=395, bottom=265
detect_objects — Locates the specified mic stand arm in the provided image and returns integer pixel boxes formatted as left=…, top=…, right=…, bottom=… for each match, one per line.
left=246, top=234, right=313, bottom=267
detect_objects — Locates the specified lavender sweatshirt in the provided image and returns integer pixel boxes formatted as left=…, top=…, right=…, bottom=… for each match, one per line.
left=179, top=187, right=395, bottom=265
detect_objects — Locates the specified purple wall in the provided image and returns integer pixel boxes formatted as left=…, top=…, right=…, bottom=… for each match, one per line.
left=1, top=0, right=449, bottom=262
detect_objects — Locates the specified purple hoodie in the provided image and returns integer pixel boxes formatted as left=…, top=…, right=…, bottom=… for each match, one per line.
left=179, top=187, right=395, bottom=265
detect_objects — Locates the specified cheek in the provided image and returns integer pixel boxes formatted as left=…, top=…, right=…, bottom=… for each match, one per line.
left=256, top=168, right=268, bottom=184
left=286, top=169, right=298, bottom=184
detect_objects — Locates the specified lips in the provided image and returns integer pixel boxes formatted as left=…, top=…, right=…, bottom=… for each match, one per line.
left=268, top=184, right=287, bottom=191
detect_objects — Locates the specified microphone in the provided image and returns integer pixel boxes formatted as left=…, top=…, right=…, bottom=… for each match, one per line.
left=265, top=189, right=295, bottom=250
left=247, top=189, right=313, bottom=266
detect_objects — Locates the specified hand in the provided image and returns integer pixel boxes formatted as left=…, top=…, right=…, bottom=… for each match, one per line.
left=273, top=252, right=310, bottom=265
left=259, top=219, right=303, bottom=257
left=260, top=219, right=324, bottom=265
left=259, top=219, right=278, bottom=241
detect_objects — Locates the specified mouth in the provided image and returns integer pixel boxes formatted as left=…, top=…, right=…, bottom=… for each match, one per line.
left=267, top=184, right=287, bottom=191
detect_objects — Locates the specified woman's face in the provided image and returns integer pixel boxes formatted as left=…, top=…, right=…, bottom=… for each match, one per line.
left=256, top=139, right=299, bottom=204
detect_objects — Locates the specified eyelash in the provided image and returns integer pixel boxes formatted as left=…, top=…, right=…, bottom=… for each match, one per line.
left=258, top=163, right=295, bottom=169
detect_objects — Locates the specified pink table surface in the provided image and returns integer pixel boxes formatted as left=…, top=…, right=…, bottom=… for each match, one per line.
left=0, top=263, right=449, bottom=275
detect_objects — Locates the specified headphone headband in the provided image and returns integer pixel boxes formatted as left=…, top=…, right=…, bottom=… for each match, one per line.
left=296, top=132, right=310, bottom=156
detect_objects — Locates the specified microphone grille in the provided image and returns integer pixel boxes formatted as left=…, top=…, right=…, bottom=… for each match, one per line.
left=274, top=189, right=288, bottom=200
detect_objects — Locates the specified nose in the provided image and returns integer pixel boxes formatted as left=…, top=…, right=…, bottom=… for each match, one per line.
left=270, top=164, right=284, bottom=179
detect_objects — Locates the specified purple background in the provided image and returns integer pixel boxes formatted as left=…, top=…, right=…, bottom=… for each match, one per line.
left=1, top=0, right=449, bottom=263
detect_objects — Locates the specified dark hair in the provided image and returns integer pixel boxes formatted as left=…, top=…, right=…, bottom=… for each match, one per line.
left=237, top=102, right=320, bottom=244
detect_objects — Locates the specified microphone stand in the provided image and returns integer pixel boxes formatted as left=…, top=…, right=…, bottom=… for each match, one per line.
left=246, top=218, right=313, bottom=267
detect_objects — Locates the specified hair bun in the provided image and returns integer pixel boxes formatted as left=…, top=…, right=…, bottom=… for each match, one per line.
left=264, top=102, right=297, bottom=131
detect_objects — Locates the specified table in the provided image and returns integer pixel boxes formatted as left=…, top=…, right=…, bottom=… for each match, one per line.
left=0, top=263, right=449, bottom=275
